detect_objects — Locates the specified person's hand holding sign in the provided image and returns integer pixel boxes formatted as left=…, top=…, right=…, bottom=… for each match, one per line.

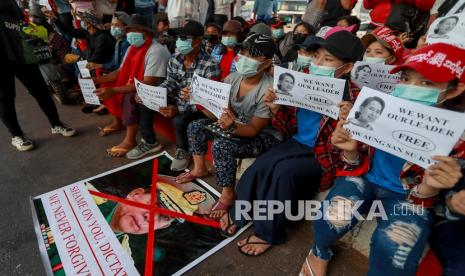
left=159, top=105, right=179, bottom=118
left=420, top=156, right=463, bottom=196
left=332, top=120, right=359, bottom=162
left=264, top=88, right=281, bottom=115
left=180, top=87, right=192, bottom=102
left=94, top=87, right=114, bottom=101
left=447, top=190, right=465, bottom=216
left=337, top=101, right=353, bottom=121
left=219, top=109, right=236, bottom=130
left=86, top=62, right=102, bottom=70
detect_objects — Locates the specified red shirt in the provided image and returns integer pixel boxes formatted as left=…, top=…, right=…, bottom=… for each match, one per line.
left=220, top=49, right=235, bottom=81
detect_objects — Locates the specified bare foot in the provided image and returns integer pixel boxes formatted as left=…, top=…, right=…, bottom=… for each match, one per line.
left=299, top=251, right=329, bottom=276
left=209, top=193, right=234, bottom=219
left=237, top=234, right=271, bottom=256
left=106, top=141, right=136, bottom=157
left=219, top=212, right=237, bottom=235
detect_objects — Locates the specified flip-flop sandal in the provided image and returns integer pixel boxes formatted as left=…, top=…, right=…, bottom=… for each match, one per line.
left=94, top=108, right=109, bottom=115
left=219, top=212, right=238, bottom=238
left=299, top=250, right=315, bottom=276
left=81, top=105, right=97, bottom=113
left=98, top=126, right=124, bottom=136
left=107, top=146, right=130, bottom=157
left=237, top=234, right=272, bottom=257
left=204, top=200, right=231, bottom=221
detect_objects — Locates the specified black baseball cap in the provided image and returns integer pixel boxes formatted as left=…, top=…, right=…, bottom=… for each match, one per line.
left=298, top=35, right=324, bottom=49
left=238, top=33, right=276, bottom=59
left=168, top=20, right=204, bottom=38
left=306, top=31, right=364, bottom=62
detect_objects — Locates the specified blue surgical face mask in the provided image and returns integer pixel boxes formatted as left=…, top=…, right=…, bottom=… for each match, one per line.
left=391, top=83, right=443, bottom=106
left=80, top=21, right=87, bottom=30
left=126, top=32, right=146, bottom=47
left=236, top=54, right=263, bottom=77
left=272, top=28, right=285, bottom=39
left=296, top=54, right=313, bottom=68
left=176, top=38, right=194, bottom=55
left=363, top=55, right=386, bottom=64
left=221, top=36, right=238, bottom=47
left=110, top=27, right=123, bottom=38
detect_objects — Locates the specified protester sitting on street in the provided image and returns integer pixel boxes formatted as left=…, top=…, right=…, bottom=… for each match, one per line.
left=269, top=17, right=286, bottom=60
left=126, top=20, right=220, bottom=171
left=279, top=22, right=315, bottom=63
left=154, top=12, right=175, bottom=53
left=53, top=10, right=115, bottom=65
left=0, top=0, right=76, bottom=152
left=83, top=12, right=132, bottom=118
left=203, top=22, right=222, bottom=55
left=86, top=12, right=131, bottom=73
left=92, top=14, right=170, bottom=157
left=336, top=15, right=361, bottom=32
left=360, top=26, right=404, bottom=65
left=213, top=20, right=243, bottom=81
left=176, top=33, right=282, bottom=221
left=218, top=31, right=364, bottom=256
left=300, top=43, right=465, bottom=276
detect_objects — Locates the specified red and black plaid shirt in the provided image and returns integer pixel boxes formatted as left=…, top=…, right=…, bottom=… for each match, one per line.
left=271, top=80, right=360, bottom=191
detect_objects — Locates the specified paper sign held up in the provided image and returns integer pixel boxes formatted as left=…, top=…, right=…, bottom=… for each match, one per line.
left=273, top=66, right=345, bottom=119
left=345, top=87, right=465, bottom=168
left=190, top=73, right=231, bottom=118
left=78, top=78, right=100, bottom=105
left=135, top=78, right=167, bottom=112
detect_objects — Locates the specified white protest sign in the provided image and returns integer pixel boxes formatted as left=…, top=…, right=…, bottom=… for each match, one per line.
left=345, top=87, right=465, bottom=168
left=273, top=66, right=346, bottom=119
left=77, top=60, right=91, bottom=78
left=135, top=78, right=167, bottom=112
left=190, top=73, right=231, bottom=118
left=78, top=78, right=101, bottom=105
left=351, top=62, right=400, bottom=94
left=426, top=13, right=465, bottom=49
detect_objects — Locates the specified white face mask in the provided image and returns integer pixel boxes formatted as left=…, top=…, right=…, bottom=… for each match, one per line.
left=363, top=55, right=388, bottom=64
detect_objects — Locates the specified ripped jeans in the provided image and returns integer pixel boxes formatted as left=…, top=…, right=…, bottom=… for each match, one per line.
left=311, top=176, right=434, bottom=276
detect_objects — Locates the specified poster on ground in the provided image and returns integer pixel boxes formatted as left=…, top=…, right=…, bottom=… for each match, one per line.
left=345, top=87, right=465, bottom=168
left=273, top=66, right=346, bottom=119
left=32, top=152, right=249, bottom=276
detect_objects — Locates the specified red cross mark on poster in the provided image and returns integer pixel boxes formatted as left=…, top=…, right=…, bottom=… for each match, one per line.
left=86, top=159, right=220, bottom=276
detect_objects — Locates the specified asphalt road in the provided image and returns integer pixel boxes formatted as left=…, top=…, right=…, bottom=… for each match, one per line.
left=0, top=81, right=368, bottom=275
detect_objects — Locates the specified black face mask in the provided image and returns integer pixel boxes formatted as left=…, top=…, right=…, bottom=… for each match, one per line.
left=204, top=34, right=218, bottom=43
left=293, top=33, right=306, bottom=44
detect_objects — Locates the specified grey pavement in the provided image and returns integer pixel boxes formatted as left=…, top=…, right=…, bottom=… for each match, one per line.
left=0, top=81, right=368, bottom=275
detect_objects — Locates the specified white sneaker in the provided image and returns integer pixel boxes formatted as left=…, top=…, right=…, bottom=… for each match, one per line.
left=51, top=125, right=76, bottom=137
left=11, top=136, right=34, bottom=151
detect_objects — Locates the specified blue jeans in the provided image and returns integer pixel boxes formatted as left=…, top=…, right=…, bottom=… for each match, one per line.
left=311, top=176, right=434, bottom=276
